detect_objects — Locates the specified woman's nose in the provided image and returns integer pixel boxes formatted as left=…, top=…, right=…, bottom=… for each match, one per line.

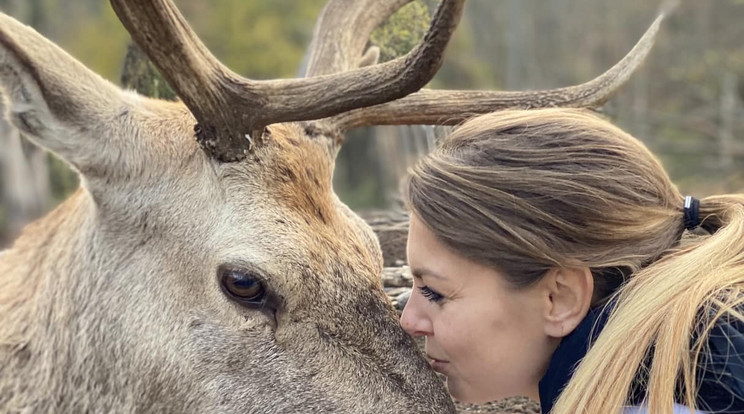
left=400, top=289, right=434, bottom=337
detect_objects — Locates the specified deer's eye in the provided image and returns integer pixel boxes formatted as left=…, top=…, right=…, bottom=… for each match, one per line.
left=219, top=267, right=267, bottom=307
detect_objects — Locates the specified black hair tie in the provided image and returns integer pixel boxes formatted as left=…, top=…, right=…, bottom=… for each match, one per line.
left=684, top=196, right=701, bottom=230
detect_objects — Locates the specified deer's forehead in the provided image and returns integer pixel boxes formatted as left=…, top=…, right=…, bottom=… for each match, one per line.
left=259, top=124, right=335, bottom=224
left=251, top=124, right=381, bottom=283
left=206, top=123, right=380, bottom=284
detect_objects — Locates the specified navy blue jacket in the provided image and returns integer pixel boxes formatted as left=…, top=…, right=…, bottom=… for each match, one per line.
left=538, top=303, right=744, bottom=413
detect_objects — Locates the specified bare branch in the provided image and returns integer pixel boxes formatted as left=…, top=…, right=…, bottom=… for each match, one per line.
left=333, top=13, right=665, bottom=131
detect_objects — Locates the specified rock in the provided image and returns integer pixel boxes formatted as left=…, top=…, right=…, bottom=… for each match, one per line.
left=395, top=289, right=411, bottom=310
left=384, top=287, right=410, bottom=296
left=381, top=266, right=413, bottom=288
left=361, top=210, right=410, bottom=267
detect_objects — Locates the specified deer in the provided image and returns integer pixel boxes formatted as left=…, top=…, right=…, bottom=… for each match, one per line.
left=0, top=0, right=664, bottom=412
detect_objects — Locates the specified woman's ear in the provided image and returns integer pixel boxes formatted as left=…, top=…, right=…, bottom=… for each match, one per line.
left=542, top=266, right=594, bottom=339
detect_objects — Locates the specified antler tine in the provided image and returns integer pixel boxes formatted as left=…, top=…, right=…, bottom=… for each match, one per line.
left=111, top=0, right=465, bottom=163
left=305, top=0, right=410, bottom=77
left=333, top=13, right=665, bottom=132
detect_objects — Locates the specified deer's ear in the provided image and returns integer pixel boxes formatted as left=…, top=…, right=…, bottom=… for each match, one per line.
left=0, top=13, right=133, bottom=176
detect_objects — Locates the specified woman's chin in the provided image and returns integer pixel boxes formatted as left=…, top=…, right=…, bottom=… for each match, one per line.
left=447, top=380, right=491, bottom=404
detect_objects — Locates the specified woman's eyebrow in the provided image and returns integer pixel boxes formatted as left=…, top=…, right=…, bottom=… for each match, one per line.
left=411, top=266, right=446, bottom=281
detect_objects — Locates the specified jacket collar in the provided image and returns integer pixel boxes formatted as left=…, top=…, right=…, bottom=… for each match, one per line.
left=537, top=302, right=744, bottom=413
left=538, top=302, right=611, bottom=413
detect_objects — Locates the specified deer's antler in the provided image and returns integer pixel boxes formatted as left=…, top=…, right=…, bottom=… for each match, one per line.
left=110, top=0, right=465, bottom=162
left=331, top=13, right=665, bottom=133
left=304, top=0, right=411, bottom=77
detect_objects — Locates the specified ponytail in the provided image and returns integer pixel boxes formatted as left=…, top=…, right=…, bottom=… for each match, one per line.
left=551, top=195, right=744, bottom=413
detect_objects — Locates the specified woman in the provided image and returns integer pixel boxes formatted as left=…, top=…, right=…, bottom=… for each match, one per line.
left=400, top=108, right=744, bottom=413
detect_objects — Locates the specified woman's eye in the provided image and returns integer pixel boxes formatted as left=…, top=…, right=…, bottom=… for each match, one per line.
left=219, top=267, right=267, bottom=307
left=418, top=286, right=444, bottom=303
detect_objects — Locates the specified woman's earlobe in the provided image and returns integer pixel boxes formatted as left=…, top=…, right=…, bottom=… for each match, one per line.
left=543, top=266, right=594, bottom=338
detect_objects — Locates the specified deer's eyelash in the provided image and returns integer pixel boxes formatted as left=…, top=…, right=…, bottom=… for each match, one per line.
left=418, top=286, right=444, bottom=303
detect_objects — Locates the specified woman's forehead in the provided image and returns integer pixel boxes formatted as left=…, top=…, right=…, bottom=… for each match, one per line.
left=408, top=215, right=507, bottom=288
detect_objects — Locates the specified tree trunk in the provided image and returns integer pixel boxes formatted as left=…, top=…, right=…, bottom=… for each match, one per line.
left=0, top=102, right=50, bottom=245
left=718, top=72, right=737, bottom=170
left=120, top=42, right=177, bottom=100
left=0, top=0, right=52, bottom=247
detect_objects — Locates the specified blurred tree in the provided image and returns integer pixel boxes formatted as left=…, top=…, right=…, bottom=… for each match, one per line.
left=120, top=42, right=177, bottom=100
left=181, top=0, right=326, bottom=79
left=0, top=0, right=56, bottom=245
left=370, top=1, right=431, bottom=62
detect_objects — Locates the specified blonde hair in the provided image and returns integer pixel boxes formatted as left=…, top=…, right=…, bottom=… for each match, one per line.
left=405, top=108, right=744, bottom=413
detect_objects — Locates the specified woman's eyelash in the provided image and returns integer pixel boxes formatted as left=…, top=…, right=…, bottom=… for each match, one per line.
left=418, top=286, right=444, bottom=303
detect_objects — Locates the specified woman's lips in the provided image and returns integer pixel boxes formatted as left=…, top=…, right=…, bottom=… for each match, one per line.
left=427, top=354, right=449, bottom=372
